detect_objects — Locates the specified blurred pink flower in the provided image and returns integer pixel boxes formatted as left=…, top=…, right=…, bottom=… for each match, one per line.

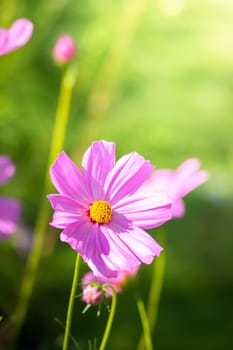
left=52, top=34, right=76, bottom=63
left=48, top=141, right=171, bottom=277
left=0, top=156, right=21, bottom=240
left=81, top=267, right=139, bottom=304
left=144, top=158, right=208, bottom=218
left=0, top=18, right=33, bottom=56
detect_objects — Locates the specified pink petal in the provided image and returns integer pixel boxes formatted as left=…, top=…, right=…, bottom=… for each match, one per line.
left=148, top=159, right=208, bottom=205
left=0, top=30, right=8, bottom=55
left=172, top=158, right=208, bottom=198
left=50, top=151, right=89, bottom=201
left=171, top=199, right=185, bottom=218
left=7, top=18, right=33, bottom=51
left=0, top=197, right=21, bottom=239
left=87, top=249, right=118, bottom=278
left=117, top=225, right=163, bottom=264
left=0, top=156, right=15, bottom=184
left=99, top=223, right=141, bottom=272
left=113, top=192, right=172, bottom=229
left=148, top=169, right=174, bottom=193
left=178, top=170, right=209, bottom=198
left=60, top=219, right=91, bottom=253
left=105, top=152, right=154, bottom=204
left=82, top=141, right=116, bottom=200
left=60, top=220, right=117, bottom=277
left=48, top=194, right=86, bottom=229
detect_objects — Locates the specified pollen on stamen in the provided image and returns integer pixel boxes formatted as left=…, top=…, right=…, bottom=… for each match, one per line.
left=89, top=200, right=112, bottom=224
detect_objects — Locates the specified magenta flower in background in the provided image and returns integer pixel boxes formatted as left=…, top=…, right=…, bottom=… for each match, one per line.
left=0, top=156, right=21, bottom=240
left=0, top=18, right=33, bottom=56
left=81, top=267, right=139, bottom=304
left=144, top=158, right=208, bottom=218
left=52, top=34, right=76, bottom=64
left=81, top=272, right=121, bottom=305
left=48, top=141, right=172, bottom=277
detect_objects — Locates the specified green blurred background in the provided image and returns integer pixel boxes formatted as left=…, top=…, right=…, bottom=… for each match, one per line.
left=0, top=0, right=233, bottom=349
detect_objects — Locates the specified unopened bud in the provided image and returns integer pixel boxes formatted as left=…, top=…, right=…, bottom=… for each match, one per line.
left=53, top=34, right=76, bottom=64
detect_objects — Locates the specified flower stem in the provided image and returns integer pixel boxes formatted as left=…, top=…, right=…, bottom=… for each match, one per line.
left=137, top=229, right=166, bottom=350
left=98, top=287, right=117, bottom=350
left=146, top=232, right=166, bottom=332
left=62, top=253, right=80, bottom=350
left=136, top=297, right=153, bottom=350
left=12, top=64, right=77, bottom=343
left=74, top=0, right=149, bottom=161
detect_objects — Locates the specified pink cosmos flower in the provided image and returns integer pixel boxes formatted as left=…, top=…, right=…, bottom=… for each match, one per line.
left=52, top=34, right=76, bottom=63
left=0, top=18, right=33, bottom=56
left=144, top=158, right=208, bottom=218
left=48, top=141, right=172, bottom=277
left=0, top=156, right=21, bottom=240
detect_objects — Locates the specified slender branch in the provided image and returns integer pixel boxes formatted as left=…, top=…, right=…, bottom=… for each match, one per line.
left=98, top=287, right=117, bottom=350
left=136, top=297, right=153, bottom=350
left=137, top=229, right=166, bottom=350
left=12, top=64, right=77, bottom=343
left=62, top=253, right=80, bottom=350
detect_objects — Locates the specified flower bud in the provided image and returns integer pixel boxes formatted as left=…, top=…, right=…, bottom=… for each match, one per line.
left=52, top=34, right=76, bottom=64
left=81, top=285, right=104, bottom=305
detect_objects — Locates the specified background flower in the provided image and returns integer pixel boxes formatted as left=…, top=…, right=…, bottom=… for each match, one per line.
left=0, top=18, right=33, bottom=56
left=48, top=141, right=171, bottom=277
left=52, top=34, right=76, bottom=64
left=144, top=158, right=208, bottom=218
left=81, top=267, right=138, bottom=305
left=0, top=156, right=21, bottom=239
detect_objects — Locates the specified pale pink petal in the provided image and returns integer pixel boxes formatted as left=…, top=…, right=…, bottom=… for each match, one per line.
left=113, top=192, right=171, bottom=229
left=148, top=169, right=173, bottom=193
left=0, top=156, right=15, bottom=184
left=82, top=141, right=116, bottom=200
left=147, top=158, right=208, bottom=219
left=177, top=170, right=209, bottom=198
left=176, top=158, right=201, bottom=175
left=117, top=225, right=163, bottom=264
left=99, top=223, right=141, bottom=272
left=7, top=18, right=33, bottom=51
left=60, top=219, right=91, bottom=253
left=0, top=197, right=21, bottom=239
left=48, top=194, right=87, bottom=228
left=87, top=249, right=118, bottom=277
left=172, top=199, right=185, bottom=218
left=50, top=151, right=89, bottom=201
left=60, top=220, right=117, bottom=277
left=79, top=224, right=118, bottom=277
left=172, top=158, right=207, bottom=198
left=105, top=152, right=154, bottom=204
left=0, top=30, right=8, bottom=55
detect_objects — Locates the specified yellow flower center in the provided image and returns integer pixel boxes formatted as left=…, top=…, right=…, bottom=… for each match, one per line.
left=89, top=200, right=112, bottom=224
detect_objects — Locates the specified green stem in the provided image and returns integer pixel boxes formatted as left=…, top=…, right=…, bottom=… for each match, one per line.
left=98, top=287, right=117, bottom=350
left=62, top=253, right=80, bottom=350
left=12, top=64, right=77, bottom=342
left=136, top=298, right=153, bottom=350
left=137, top=229, right=166, bottom=350
left=74, top=0, right=149, bottom=161
left=147, top=232, right=166, bottom=332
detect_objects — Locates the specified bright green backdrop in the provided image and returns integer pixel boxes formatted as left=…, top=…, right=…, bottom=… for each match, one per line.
left=0, top=0, right=232, bottom=349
